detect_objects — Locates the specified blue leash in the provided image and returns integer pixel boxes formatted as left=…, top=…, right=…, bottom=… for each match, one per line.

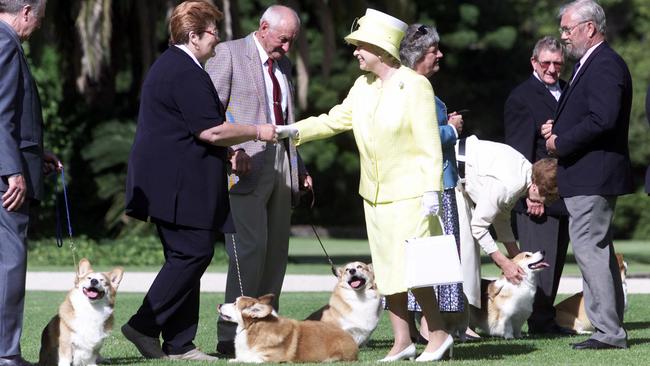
left=55, top=168, right=78, bottom=269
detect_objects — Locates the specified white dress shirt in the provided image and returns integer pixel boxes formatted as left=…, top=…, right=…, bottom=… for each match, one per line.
left=253, top=33, right=288, bottom=125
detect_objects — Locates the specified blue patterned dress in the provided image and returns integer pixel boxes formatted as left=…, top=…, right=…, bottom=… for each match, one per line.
left=407, top=96, right=464, bottom=313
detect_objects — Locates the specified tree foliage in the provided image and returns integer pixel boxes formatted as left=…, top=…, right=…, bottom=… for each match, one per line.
left=23, top=0, right=650, bottom=239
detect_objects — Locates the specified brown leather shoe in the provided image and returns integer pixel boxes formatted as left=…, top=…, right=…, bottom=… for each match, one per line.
left=121, top=323, right=168, bottom=359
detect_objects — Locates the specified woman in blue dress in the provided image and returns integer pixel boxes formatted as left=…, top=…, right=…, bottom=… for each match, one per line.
left=399, top=23, right=466, bottom=342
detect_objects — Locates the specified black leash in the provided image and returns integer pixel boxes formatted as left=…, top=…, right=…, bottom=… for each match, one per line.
left=54, top=168, right=79, bottom=272
left=302, top=184, right=338, bottom=277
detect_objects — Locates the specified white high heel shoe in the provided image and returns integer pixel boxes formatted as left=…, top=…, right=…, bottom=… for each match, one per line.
left=415, top=335, right=453, bottom=362
left=379, top=343, right=417, bottom=362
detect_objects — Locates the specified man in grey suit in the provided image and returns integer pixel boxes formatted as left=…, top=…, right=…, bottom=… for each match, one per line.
left=205, top=5, right=310, bottom=355
left=1, top=1, right=61, bottom=365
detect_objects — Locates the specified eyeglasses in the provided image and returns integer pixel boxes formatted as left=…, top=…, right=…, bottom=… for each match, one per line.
left=559, top=20, right=590, bottom=35
left=536, top=60, right=564, bottom=69
left=204, top=30, right=219, bottom=39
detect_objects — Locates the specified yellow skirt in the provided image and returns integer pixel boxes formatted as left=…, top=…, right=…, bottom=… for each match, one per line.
left=363, top=196, right=442, bottom=295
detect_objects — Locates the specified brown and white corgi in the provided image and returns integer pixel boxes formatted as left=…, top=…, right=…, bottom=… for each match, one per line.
left=306, top=261, right=381, bottom=346
left=555, top=253, right=628, bottom=334
left=39, top=258, right=124, bottom=366
left=218, top=294, right=358, bottom=363
left=469, top=251, right=548, bottom=339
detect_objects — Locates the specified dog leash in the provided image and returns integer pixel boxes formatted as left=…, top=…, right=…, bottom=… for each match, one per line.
left=302, top=184, right=338, bottom=277
left=55, top=168, right=79, bottom=272
left=229, top=233, right=245, bottom=297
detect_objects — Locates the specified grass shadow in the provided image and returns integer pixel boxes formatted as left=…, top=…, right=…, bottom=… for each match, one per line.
left=101, top=357, right=146, bottom=364
left=455, top=343, right=537, bottom=360
left=629, top=337, right=650, bottom=346
left=365, top=339, right=393, bottom=349
left=625, top=321, right=650, bottom=330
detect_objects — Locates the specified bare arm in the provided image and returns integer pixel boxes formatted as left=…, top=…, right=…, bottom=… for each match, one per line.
left=197, top=123, right=277, bottom=146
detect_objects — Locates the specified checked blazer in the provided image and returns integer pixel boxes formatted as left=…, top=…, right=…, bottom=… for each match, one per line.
left=205, top=33, right=305, bottom=206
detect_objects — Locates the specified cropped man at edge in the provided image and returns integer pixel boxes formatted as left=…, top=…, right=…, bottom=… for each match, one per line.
left=504, top=36, right=573, bottom=336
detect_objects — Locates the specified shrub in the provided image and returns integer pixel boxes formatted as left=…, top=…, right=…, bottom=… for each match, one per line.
left=27, top=235, right=228, bottom=267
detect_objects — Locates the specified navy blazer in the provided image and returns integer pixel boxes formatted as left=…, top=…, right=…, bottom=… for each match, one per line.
left=0, top=20, right=44, bottom=200
left=552, top=42, right=633, bottom=197
left=504, top=75, right=568, bottom=216
left=125, top=46, right=231, bottom=231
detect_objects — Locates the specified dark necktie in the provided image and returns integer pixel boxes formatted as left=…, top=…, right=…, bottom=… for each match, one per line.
left=569, top=61, right=581, bottom=85
left=267, top=59, right=285, bottom=125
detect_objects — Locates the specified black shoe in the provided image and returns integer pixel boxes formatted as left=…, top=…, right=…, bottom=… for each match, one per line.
left=216, top=340, right=235, bottom=356
left=0, top=356, right=33, bottom=366
left=529, top=323, right=577, bottom=336
left=572, top=338, right=626, bottom=350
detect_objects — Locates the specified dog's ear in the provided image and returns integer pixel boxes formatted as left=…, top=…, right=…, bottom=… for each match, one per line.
left=367, top=263, right=373, bottom=272
left=243, top=302, right=273, bottom=318
left=107, top=267, right=124, bottom=289
left=258, top=293, right=275, bottom=305
left=336, top=266, right=345, bottom=278
left=77, top=258, right=93, bottom=276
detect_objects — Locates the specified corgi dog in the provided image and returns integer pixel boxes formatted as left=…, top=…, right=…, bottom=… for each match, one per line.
left=306, top=261, right=381, bottom=346
left=39, top=258, right=124, bottom=366
left=218, top=294, right=358, bottom=363
left=469, top=251, right=548, bottom=339
left=555, top=253, right=628, bottom=334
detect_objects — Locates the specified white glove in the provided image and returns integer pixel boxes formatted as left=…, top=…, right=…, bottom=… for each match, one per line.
left=276, top=125, right=299, bottom=139
left=421, top=191, right=440, bottom=217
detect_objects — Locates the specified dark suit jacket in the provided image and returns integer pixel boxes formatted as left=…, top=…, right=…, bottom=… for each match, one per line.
left=553, top=42, right=633, bottom=197
left=0, top=20, right=44, bottom=201
left=504, top=75, right=568, bottom=216
left=645, top=85, right=650, bottom=194
left=125, top=46, right=231, bottom=231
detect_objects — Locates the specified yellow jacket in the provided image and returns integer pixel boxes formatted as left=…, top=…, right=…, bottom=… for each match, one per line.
left=294, top=66, right=442, bottom=204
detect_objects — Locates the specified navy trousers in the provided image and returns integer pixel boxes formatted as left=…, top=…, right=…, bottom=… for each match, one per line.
left=127, top=220, right=216, bottom=355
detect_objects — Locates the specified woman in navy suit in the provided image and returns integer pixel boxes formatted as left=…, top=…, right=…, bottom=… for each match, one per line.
left=122, top=1, right=277, bottom=361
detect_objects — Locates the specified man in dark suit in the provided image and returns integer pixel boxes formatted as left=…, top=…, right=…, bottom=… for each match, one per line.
left=0, top=1, right=61, bottom=366
left=504, top=36, right=572, bottom=335
left=543, top=0, right=632, bottom=350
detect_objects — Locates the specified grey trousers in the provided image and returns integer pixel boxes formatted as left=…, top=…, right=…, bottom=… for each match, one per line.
left=0, top=203, right=30, bottom=357
left=217, top=143, right=292, bottom=342
left=565, top=195, right=627, bottom=347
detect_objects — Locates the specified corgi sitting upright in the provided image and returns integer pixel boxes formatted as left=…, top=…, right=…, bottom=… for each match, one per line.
left=39, top=258, right=124, bottom=366
left=555, top=253, right=628, bottom=334
left=469, top=251, right=548, bottom=339
left=218, top=294, right=358, bottom=363
left=306, top=261, right=382, bottom=346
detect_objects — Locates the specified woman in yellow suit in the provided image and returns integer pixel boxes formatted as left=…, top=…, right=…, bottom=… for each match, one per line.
left=279, top=8, right=452, bottom=362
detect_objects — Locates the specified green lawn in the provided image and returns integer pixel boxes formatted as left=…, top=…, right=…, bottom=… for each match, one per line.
left=19, top=291, right=650, bottom=365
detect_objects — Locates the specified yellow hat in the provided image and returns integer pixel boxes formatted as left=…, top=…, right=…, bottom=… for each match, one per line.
left=344, top=9, right=408, bottom=62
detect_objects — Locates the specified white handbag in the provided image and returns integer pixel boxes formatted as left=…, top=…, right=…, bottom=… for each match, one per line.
left=404, top=217, right=463, bottom=289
